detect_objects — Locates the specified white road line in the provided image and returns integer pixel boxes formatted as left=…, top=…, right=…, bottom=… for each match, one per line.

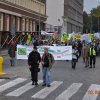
left=0, top=79, right=5, bottom=82
left=0, top=78, right=27, bottom=92
left=32, top=81, right=63, bottom=99
left=6, top=80, right=43, bottom=97
left=55, top=83, right=83, bottom=100
left=83, top=84, right=100, bottom=100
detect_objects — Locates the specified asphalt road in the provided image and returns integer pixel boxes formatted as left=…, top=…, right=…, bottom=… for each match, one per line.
left=0, top=56, right=100, bottom=100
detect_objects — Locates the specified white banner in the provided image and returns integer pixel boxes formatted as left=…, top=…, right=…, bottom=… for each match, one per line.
left=41, top=31, right=54, bottom=35
left=17, top=45, right=72, bottom=60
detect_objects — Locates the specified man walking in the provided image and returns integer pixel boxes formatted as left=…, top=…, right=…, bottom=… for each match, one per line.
left=89, top=44, right=96, bottom=68
left=72, top=45, right=79, bottom=69
left=8, top=40, right=16, bottom=66
left=28, top=46, right=41, bottom=85
left=81, top=43, right=89, bottom=67
left=41, top=48, right=55, bottom=87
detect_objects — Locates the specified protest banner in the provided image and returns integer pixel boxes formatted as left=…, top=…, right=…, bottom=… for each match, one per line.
left=61, top=33, right=69, bottom=42
left=74, top=34, right=81, bottom=39
left=17, top=45, right=72, bottom=60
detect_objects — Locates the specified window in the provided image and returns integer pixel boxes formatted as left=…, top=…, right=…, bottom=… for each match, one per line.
left=17, top=17, right=20, bottom=31
left=21, top=18, right=26, bottom=32
left=0, top=13, right=3, bottom=31
left=26, top=20, right=29, bottom=31
left=0, top=14, right=1, bottom=31
left=30, top=21, right=32, bottom=32
left=6, top=15, right=9, bottom=31
left=5, top=15, right=9, bottom=31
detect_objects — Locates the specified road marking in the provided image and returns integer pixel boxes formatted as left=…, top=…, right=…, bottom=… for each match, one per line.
left=55, top=83, right=83, bottom=100
left=82, top=84, right=100, bottom=100
left=32, top=81, right=63, bottom=99
left=6, top=80, right=42, bottom=97
left=0, top=79, right=5, bottom=82
left=0, top=78, right=27, bottom=92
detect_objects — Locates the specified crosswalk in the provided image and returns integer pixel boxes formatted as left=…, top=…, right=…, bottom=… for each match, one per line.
left=32, top=81, right=63, bottom=99
left=0, top=78, right=100, bottom=100
left=0, top=79, right=5, bottom=82
left=55, top=83, right=83, bottom=100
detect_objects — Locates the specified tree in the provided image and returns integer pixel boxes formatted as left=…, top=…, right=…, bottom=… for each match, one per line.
left=83, top=11, right=90, bottom=33
left=91, top=6, right=100, bottom=17
left=91, top=6, right=100, bottom=32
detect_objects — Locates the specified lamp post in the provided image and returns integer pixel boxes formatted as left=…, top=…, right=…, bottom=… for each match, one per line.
left=90, top=14, right=93, bottom=33
left=39, top=0, right=41, bottom=38
left=98, top=17, right=100, bottom=32
left=97, top=2, right=100, bottom=32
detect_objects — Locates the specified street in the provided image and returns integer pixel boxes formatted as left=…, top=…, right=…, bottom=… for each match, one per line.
left=0, top=56, right=100, bottom=100
left=0, top=0, right=100, bottom=100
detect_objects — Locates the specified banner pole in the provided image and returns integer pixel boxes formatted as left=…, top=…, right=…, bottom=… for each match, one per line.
left=20, top=34, right=27, bottom=43
left=8, top=35, right=16, bottom=44
left=15, top=34, right=21, bottom=43
left=1, top=36, right=9, bottom=49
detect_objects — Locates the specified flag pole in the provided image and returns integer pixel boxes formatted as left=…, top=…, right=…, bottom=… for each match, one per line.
left=1, top=36, right=9, bottom=49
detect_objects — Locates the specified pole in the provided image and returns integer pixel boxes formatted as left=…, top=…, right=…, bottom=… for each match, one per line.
left=8, top=35, right=16, bottom=44
left=1, top=36, right=9, bottom=49
left=39, top=0, right=41, bottom=38
left=15, top=34, right=21, bottom=43
left=21, top=34, right=27, bottom=42
left=39, top=15, right=41, bottom=37
left=90, top=15, right=92, bottom=33
left=98, top=17, right=100, bottom=32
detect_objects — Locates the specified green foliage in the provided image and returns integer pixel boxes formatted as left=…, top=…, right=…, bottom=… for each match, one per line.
left=91, top=6, right=100, bottom=17
left=83, top=11, right=91, bottom=33
left=83, top=6, right=100, bottom=33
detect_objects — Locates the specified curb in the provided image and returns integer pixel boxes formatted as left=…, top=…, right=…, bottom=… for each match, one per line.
left=0, top=75, right=18, bottom=80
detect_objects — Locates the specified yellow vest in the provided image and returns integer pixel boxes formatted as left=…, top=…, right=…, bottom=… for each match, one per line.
left=89, top=48, right=96, bottom=56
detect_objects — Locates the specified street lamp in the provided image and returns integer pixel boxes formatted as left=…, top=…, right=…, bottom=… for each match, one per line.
left=39, top=0, right=41, bottom=38
left=98, top=17, right=100, bottom=32
left=90, top=14, right=93, bottom=33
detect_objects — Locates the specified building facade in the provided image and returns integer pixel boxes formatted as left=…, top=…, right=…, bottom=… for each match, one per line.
left=64, top=0, right=83, bottom=33
left=46, top=0, right=83, bottom=33
left=0, top=0, right=47, bottom=47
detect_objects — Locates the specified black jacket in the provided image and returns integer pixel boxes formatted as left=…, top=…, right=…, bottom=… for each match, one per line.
left=28, top=51, right=41, bottom=67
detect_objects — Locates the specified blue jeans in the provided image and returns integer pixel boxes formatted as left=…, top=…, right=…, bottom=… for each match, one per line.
left=42, top=67, right=52, bottom=85
left=10, top=57, right=15, bottom=66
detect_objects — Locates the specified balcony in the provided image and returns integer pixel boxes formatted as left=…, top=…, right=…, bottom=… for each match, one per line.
left=2, top=0, right=45, bottom=15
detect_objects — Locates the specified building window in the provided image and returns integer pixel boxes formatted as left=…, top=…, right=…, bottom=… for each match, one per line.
left=11, top=16, right=16, bottom=34
left=26, top=19, right=29, bottom=32
left=17, top=17, right=20, bottom=31
left=32, top=21, right=35, bottom=32
left=30, top=21, right=32, bottom=32
left=5, top=15, right=9, bottom=31
left=0, top=13, right=3, bottom=31
left=22, top=18, right=25, bottom=32
left=0, top=14, right=1, bottom=31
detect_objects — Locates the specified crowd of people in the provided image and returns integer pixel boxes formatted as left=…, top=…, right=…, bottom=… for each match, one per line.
left=27, top=39, right=100, bottom=87
left=7, top=36, right=100, bottom=87
left=72, top=40, right=99, bottom=69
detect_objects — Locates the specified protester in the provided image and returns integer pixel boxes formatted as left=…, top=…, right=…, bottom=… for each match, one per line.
left=77, top=40, right=82, bottom=57
left=8, top=40, right=16, bottom=66
left=81, top=43, right=89, bottom=67
left=28, top=46, right=41, bottom=85
left=89, top=44, right=96, bottom=68
left=33, top=40, right=39, bottom=47
left=72, top=45, right=79, bottom=69
left=41, top=48, right=55, bottom=87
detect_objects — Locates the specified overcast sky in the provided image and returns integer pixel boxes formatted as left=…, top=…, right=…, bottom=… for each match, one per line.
left=84, top=0, right=100, bottom=13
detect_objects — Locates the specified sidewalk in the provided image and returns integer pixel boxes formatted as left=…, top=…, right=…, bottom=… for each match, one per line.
left=1, top=59, right=43, bottom=80
left=1, top=50, right=8, bottom=56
